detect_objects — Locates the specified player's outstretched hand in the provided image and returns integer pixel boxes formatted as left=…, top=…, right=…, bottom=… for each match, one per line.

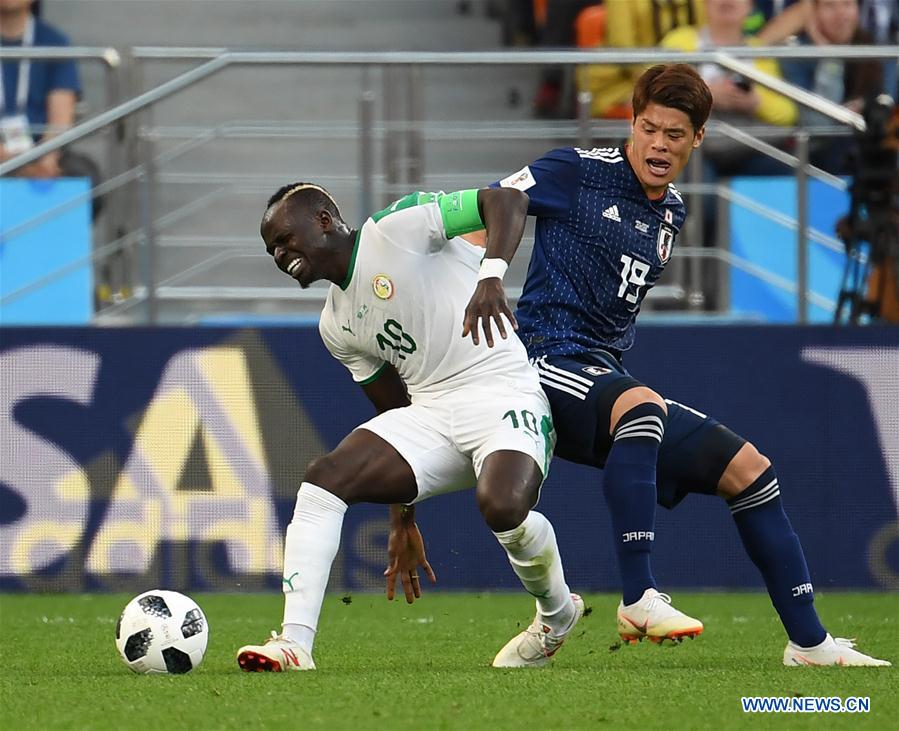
left=462, top=279, right=518, bottom=347
left=384, top=519, right=437, bottom=604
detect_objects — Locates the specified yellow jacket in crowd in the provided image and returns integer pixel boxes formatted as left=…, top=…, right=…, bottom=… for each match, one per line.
left=577, top=0, right=706, bottom=117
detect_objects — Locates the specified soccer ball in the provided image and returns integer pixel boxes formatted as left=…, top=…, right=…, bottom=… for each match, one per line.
left=115, top=589, right=208, bottom=674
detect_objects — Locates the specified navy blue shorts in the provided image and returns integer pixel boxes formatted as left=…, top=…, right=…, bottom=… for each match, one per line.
left=533, top=351, right=746, bottom=508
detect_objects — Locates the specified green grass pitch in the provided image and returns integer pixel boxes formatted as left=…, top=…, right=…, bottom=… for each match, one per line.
left=1, top=592, right=896, bottom=730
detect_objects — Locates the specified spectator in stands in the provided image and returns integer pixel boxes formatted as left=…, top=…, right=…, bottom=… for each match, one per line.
left=758, top=0, right=896, bottom=95
left=578, top=0, right=706, bottom=118
left=758, top=0, right=897, bottom=43
left=661, top=0, right=797, bottom=175
left=0, top=0, right=100, bottom=208
left=782, top=0, right=884, bottom=173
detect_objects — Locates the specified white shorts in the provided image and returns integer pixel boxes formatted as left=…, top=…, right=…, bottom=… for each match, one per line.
left=356, top=385, right=556, bottom=503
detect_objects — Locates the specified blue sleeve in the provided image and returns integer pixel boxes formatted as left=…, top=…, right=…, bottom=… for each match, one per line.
left=491, top=147, right=581, bottom=219
left=47, top=58, right=80, bottom=96
left=35, top=21, right=81, bottom=97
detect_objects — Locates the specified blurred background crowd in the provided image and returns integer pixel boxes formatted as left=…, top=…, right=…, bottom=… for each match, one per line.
left=1, top=0, right=897, bottom=322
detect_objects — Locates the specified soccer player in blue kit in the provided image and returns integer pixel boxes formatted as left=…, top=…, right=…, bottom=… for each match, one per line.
left=458, top=64, right=889, bottom=667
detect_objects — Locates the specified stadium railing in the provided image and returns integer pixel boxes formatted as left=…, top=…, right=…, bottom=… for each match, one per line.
left=1, top=46, right=895, bottom=325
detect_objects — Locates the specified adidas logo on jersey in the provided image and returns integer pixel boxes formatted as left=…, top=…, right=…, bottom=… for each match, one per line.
left=602, top=205, right=621, bottom=223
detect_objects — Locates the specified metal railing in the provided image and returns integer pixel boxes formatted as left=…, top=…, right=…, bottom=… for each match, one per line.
left=4, top=46, right=877, bottom=176
left=2, top=45, right=897, bottom=324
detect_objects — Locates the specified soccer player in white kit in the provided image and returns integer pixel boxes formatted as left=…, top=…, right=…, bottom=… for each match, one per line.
left=236, top=183, right=583, bottom=672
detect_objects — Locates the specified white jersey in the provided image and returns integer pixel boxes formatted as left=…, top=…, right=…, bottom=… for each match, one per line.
left=318, top=192, right=540, bottom=401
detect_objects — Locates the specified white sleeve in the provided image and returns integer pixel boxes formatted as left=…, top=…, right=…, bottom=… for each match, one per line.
left=370, top=201, right=447, bottom=256
left=318, top=302, right=387, bottom=385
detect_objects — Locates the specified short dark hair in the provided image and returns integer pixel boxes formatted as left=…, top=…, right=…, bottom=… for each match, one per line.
left=266, top=182, right=341, bottom=219
left=632, top=64, right=713, bottom=133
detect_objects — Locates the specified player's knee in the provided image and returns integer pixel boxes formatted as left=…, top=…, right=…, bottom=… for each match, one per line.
left=718, top=442, right=772, bottom=499
left=609, top=386, right=667, bottom=435
left=476, top=489, right=532, bottom=533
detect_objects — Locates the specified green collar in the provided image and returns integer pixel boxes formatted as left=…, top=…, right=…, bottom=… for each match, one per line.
left=339, top=229, right=361, bottom=291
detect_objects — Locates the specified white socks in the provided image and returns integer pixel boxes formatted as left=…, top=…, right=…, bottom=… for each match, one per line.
left=281, top=482, right=348, bottom=654
left=493, top=511, right=573, bottom=632
left=279, top=490, right=571, bottom=652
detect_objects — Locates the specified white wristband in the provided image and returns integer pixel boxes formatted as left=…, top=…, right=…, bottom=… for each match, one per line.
left=478, top=257, right=508, bottom=281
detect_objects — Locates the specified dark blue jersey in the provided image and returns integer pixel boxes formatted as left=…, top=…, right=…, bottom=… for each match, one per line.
left=492, top=146, right=686, bottom=357
left=0, top=19, right=81, bottom=133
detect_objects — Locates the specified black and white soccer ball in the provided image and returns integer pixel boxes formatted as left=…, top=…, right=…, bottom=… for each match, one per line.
left=115, top=590, right=208, bottom=674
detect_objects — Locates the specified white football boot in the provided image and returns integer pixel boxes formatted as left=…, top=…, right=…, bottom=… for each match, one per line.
left=237, top=631, right=316, bottom=672
left=617, top=588, right=704, bottom=645
left=784, top=634, right=891, bottom=667
left=492, top=593, right=585, bottom=668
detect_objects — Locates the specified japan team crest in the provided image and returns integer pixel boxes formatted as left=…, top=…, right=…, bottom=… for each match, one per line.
left=657, top=224, right=675, bottom=264
left=372, top=274, right=394, bottom=300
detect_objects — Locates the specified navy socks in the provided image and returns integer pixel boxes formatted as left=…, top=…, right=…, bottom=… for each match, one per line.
left=728, top=466, right=827, bottom=647
left=603, top=402, right=666, bottom=605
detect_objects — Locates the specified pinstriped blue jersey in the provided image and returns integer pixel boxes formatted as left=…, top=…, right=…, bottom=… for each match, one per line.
left=492, top=146, right=686, bottom=357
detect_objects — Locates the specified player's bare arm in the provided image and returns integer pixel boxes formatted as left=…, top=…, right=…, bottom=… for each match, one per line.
left=358, top=364, right=432, bottom=601
left=359, top=366, right=433, bottom=604
left=462, top=187, right=529, bottom=347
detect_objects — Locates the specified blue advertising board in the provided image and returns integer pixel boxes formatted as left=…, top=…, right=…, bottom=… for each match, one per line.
left=729, top=177, right=849, bottom=322
left=0, top=326, right=896, bottom=594
left=0, top=178, right=93, bottom=324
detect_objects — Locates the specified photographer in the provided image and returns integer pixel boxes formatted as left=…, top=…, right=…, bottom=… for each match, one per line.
left=836, top=95, right=899, bottom=322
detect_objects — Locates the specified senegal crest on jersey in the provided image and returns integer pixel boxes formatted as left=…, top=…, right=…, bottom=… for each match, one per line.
left=372, top=274, right=394, bottom=300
